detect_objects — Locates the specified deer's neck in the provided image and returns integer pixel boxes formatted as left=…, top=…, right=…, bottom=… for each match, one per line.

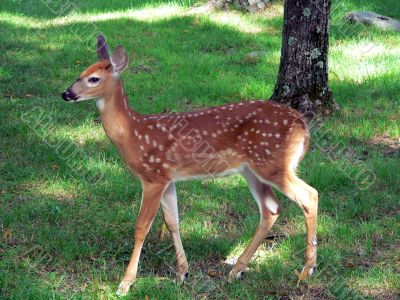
left=97, top=80, right=143, bottom=145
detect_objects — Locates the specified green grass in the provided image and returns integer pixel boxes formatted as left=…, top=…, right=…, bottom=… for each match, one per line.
left=1, top=0, right=399, bottom=299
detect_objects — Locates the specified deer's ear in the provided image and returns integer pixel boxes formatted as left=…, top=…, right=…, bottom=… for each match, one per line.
left=96, top=35, right=110, bottom=60
left=110, top=45, right=129, bottom=73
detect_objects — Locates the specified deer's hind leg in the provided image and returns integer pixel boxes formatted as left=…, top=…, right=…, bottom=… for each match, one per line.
left=249, top=166, right=319, bottom=284
left=280, top=174, right=318, bottom=283
left=160, top=182, right=189, bottom=283
left=229, top=166, right=280, bottom=281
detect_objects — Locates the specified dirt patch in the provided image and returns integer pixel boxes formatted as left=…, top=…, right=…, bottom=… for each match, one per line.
left=362, top=288, right=400, bottom=300
left=367, top=132, right=399, bottom=156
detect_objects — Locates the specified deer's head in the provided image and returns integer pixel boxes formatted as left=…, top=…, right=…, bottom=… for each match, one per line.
left=62, top=35, right=128, bottom=102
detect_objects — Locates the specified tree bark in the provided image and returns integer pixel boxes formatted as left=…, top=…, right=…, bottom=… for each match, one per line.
left=271, top=0, right=337, bottom=117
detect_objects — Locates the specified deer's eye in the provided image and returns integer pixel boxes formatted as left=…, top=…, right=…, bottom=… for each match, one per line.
left=88, top=77, right=100, bottom=83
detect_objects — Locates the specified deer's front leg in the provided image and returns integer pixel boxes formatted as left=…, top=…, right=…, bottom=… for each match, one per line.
left=161, top=182, right=189, bottom=283
left=116, top=181, right=168, bottom=296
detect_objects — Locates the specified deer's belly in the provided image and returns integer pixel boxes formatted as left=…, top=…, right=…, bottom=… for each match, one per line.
left=172, top=163, right=245, bottom=181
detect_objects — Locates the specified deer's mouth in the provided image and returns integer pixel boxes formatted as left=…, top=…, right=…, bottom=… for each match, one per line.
left=62, top=89, right=79, bottom=101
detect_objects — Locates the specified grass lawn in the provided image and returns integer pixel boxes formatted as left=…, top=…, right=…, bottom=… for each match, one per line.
left=0, top=0, right=399, bottom=299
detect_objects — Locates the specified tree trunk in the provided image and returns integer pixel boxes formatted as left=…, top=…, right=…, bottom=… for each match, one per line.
left=271, top=0, right=337, bottom=117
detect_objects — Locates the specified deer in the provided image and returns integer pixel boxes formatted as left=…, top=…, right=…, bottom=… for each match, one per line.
left=62, top=35, right=319, bottom=296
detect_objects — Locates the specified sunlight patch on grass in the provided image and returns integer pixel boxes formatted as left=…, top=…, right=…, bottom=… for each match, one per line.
left=62, top=4, right=185, bottom=23
left=30, top=180, right=79, bottom=201
left=349, top=267, right=400, bottom=299
left=0, top=4, right=270, bottom=34
left=331, top=57, right=391, bottom=84
left=330, top=39, right=400, bottom=84
left=342, top=42, right=386, bottom=58
left=252, top=244, right=283, bottom=265
left=53, top=123, right=105, bottom=145
left=0, top=5, right=185, bottom=29
left=339, top=41, right=400, bottom=59
left=208, top=174, right=244, bottom=189
left=0, top=13, right=40, bottom=28
left=203, top=11, right=263, bottom=33
left=260, top=1, right=284, bottom=19
left=224, top=242, right=247, bottom=264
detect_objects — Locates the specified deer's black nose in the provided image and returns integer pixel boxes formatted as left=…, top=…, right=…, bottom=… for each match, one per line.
left=62, top=90, right=78, bottom=101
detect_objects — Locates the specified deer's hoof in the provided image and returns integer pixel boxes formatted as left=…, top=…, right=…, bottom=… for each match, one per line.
left=296, top=265, right=316, bottom=285
left=176, top=271, right=189, bottom=284
left=116, top=280, right=133, bottom=297
left=228, top=269, right=244, bottom=282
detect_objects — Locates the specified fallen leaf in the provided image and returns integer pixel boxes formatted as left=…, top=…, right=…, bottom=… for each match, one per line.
left=3, top=229, right=12, bottom=240
left=207, top=270, right=223, bottom=278
left=344, top=261, right=356, bottom=268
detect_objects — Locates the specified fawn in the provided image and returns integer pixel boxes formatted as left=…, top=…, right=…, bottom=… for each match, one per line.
left=62, top=35, right=318, bottom=296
